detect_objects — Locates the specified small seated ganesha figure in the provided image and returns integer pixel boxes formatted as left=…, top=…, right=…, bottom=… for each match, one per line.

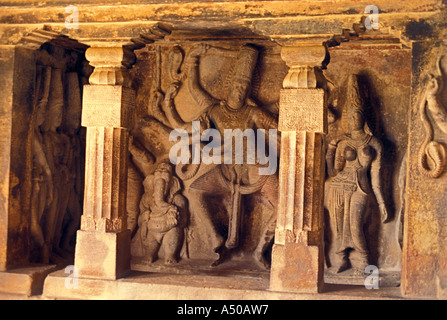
left=134, top=160, right=188, bottom=265
left=325, top=74, right=389, bottom=275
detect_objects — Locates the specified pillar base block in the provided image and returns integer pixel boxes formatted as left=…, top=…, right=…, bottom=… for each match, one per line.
left=0, top=264, right=59, bottom=296
left=74, top=229, right=130, bottom=280
left=270, top=243, right=324, bottom=293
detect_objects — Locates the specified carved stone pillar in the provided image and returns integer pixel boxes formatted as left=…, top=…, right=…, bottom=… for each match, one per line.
left=74, top=45, right=136, bottom=279
left=270, top=44, right=328, bottom=293
left=0, top=46, right=35, bottom=271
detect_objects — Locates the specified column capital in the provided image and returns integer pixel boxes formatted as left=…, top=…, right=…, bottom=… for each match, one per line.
left=281, top=44, right=327, bottom=68
left=280, top=43, right=328, bottom=89
left=278, top=43, right=329, bottom=133
left=85, top=44, right=136, bottom=87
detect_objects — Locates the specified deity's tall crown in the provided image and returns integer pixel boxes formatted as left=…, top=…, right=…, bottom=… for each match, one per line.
left=232, top=44, right=259, bottom=83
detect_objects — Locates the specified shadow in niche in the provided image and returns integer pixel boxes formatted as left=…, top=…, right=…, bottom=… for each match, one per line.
left=203, top=193, right=231, bottom=243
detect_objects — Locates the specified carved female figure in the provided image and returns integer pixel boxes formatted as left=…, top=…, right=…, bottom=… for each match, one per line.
left=325, top=75, right=389, bottom=274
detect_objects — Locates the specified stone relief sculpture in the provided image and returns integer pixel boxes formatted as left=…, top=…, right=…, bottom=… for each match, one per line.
left=130, top=150, right=188, bottom=264
left=129, top=46, right=190, bottom=265
left=55, top=70, right=84, bottom=255
left=325, top=74, right=389, bottom=275
left=418, top=55, right=447, bottom=179
left=130, top=42, right=281, bottom=271
left=129, top=132, right=189, bottom=265
left=30, top=43, right=85, bottom=264
left=30, top=58, right=54, bottom=264
left=166, top=43, right=278, bottom=268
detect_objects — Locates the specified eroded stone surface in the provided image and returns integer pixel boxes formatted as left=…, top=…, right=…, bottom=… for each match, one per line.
left=0, top=0, right=446, bottom=300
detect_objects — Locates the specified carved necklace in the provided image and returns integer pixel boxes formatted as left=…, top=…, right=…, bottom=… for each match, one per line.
left=213, top=101, right=250, bottom=129
left=346, top=130, right=372, bottom=149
